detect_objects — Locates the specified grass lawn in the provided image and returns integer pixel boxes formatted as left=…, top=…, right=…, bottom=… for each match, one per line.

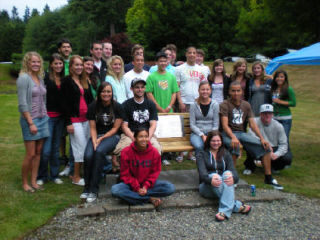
left=0, top=63, right=319, bottom=239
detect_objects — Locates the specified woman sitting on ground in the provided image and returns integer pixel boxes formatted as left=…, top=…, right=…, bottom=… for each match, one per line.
left=196, top=130, right=251, bottom=221
left=190, top=81, right=219, bottom=158
left=81, top=82, right=123, bottom=202
left=111, top=128, right=175, bottom=207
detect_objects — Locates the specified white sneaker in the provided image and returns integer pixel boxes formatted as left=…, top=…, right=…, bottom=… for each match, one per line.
left=59, top=166, right=70, bottom=176
left=86, top=193, right=97, bottom=203
left=72, top=178, right=85, bottom=186
left=80, top=192, right=89, bottom=199
left=36, top=179, right=44, bottom=185
left=162, top=159, right=171, bottom=166
left=243, top=169, right=252, bottom=175
left=53, top=178, right=63, bottom=184
left=254, top=160, right=262, bottom=167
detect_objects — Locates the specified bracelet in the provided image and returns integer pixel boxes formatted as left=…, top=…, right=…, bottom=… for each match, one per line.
left=167, top=105, right=172, bottom=109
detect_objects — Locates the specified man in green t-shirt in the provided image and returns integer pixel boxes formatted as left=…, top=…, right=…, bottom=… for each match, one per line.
left=146, top=52, right=179, bottom=113
left=57, top=38, right=72, bottom=76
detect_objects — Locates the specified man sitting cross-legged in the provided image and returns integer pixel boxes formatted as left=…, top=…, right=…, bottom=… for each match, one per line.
left=220, top=81, right=283, bottom=190
left=113, top=78, right=162, bottom=157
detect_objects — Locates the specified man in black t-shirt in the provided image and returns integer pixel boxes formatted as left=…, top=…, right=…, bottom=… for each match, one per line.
left=113, top=78, right=161, bottom=156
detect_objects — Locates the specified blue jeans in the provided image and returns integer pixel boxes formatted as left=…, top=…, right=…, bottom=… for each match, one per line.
left=83, top=135, right=120, bottom=194
left=38, top=116, right=64, bottom=181
left=222, top=131, right=269, bottom=159
left=111, top=180, right=175, bottom=205
left=190, top=133, right=205, bottom=156
left=199, top=171, right=241, bottom=218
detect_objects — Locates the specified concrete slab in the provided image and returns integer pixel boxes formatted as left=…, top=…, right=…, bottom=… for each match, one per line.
left=129, top=204, right=155, bottom=213
left=77, top=205, right=105, bottom=217
left=102, top=200, right=129, bottom=214
left=99, top=169, right=248, bottom=198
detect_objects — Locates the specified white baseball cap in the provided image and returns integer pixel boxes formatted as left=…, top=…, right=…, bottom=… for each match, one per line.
left=260, top=104, right=274, bottom=113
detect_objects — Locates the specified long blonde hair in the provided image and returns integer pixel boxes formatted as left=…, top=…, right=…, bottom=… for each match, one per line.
left=231, top=58, right=249, bottom=81
left=20, top=51, right=45, bottom=79
left=107, top=55, right=124, bottom=81
left=252, top=61, right=266, bottom=84
left=69, top=55, right=88, bottom=89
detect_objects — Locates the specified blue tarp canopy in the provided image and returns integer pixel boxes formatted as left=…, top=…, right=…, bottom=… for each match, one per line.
left=266, top=42, right=320, bottom=74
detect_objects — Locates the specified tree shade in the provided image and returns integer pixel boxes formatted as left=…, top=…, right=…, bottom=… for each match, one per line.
left=266, top=42, right=320, bottom=74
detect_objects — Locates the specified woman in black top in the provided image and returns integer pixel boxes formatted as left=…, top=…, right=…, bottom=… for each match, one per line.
left=81, top=82, right=123, bottom=202
left=37, top=53, right=65, bottom=185
left=196, top=131, right=251, bottom=221
left=60, top=55, right=93, bottom=186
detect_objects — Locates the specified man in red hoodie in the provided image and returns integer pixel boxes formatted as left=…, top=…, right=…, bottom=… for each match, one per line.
left=111, top=128, right=175, bottom=206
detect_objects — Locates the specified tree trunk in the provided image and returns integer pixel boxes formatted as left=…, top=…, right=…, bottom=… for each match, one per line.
left=110, top=23, right=115, bottom=36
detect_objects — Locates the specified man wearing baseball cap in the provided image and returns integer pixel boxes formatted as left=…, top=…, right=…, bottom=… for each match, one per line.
left=113, top=78, right=161, bottom=156
left=244, top=104, right=291, bottom=175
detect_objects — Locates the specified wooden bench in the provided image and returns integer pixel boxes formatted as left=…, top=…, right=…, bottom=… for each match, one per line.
left=157, top=112, right=194, bottom=153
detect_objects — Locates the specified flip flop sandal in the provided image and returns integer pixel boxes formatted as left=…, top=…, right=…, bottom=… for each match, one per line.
left=215, top=212, right=228, bottom=222
left=150, top=197, right=162, bottom=208
left=23, top=187, right=35, bottom=193
left=239, top=202, right=251, bottom=215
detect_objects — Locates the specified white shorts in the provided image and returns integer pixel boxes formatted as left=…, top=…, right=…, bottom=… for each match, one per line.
left=69, top=121, right=90, bottom=163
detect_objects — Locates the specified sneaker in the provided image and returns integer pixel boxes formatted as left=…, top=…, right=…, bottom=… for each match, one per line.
left=53, top=178, right=63, bottom=184
left=176, top=155, right=184, bottom=163
left=86, top=193, right=97, bottom=203
left=36, top=179, right=44, bottom=185
left=59, top=166, right=70, bottom=177
left=162, top=159, right=171, bottom=166
left=265, top=178, right=284, bottom=190
left=189, top=155, right=196, bottom=161
left=72, top=178, right=85, bottom=186
left=254, top=160, right=262, bottom=167
left=243, top=169, right=252, bottom=175
left=80, top=192, right=89, bottom=199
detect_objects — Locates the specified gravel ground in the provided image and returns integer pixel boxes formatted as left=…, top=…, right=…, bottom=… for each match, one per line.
left=25, top=190, right=320, bottom=240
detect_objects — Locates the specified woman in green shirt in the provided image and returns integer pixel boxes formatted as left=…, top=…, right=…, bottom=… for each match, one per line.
left=271, top=70, right=296, bottom=146
left=84, top=56, right=100, bottom=99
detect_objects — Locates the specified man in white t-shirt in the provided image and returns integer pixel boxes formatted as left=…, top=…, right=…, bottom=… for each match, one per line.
left=196, top=49, right=210, bottom=79
left=175, top=46, right=206, bottom=112
left=123, top=54, right=150, bottom=98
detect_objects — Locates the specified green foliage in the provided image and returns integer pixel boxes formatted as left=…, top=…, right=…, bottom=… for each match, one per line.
left=126, top=0, right=242, bottom=59
left=23, top=10, right=66, bottom=60
left=0, top=19, right=25, bottom=61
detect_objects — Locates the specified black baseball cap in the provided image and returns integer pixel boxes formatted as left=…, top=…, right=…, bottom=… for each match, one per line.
left=131, top=78, right=146, bottom=88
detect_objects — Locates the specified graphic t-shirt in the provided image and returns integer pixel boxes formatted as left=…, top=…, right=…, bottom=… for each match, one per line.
left=175, top=63, right=206, bottom=104
left=146, top=71, right=179, bottom=112
left=123, top=69, right=149, bottom=99
left=219, top=99, right=254, bottom=132
left=86, top=101, right=123, bottom=135
left=122, top=98, right=158, bottom=132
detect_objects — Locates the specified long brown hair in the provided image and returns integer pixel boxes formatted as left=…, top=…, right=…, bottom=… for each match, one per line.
left=196, top=81, right=212, bottom=104
left=69, top=55, right=88, bottom=89
left=271, top=69, right=289, bottom=100
left=48, top=53, right=65, bottom=82
left=208, top=59, right=225, bottom=84
left=231, top=58, right=249, bottom=81
left=204, top=131, right=225, bottom=162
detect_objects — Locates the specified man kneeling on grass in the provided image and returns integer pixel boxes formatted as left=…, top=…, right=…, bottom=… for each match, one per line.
left=111, top=128, right=175, bottom=206
left=220, top=81, right=283, bottom=190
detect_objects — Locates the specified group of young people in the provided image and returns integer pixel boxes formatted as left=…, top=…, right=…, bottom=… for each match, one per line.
left=17, top=39, right=296, bottom=221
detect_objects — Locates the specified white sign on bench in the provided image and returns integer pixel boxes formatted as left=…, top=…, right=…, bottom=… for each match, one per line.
left=155, top=115, right=184, bottom=138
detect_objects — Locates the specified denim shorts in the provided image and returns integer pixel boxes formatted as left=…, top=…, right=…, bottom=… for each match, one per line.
left=20, top=116, right=49, bottom=141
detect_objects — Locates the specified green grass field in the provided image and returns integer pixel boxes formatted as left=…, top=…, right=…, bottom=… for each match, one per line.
left=0, top=63, right=319, bottom=240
